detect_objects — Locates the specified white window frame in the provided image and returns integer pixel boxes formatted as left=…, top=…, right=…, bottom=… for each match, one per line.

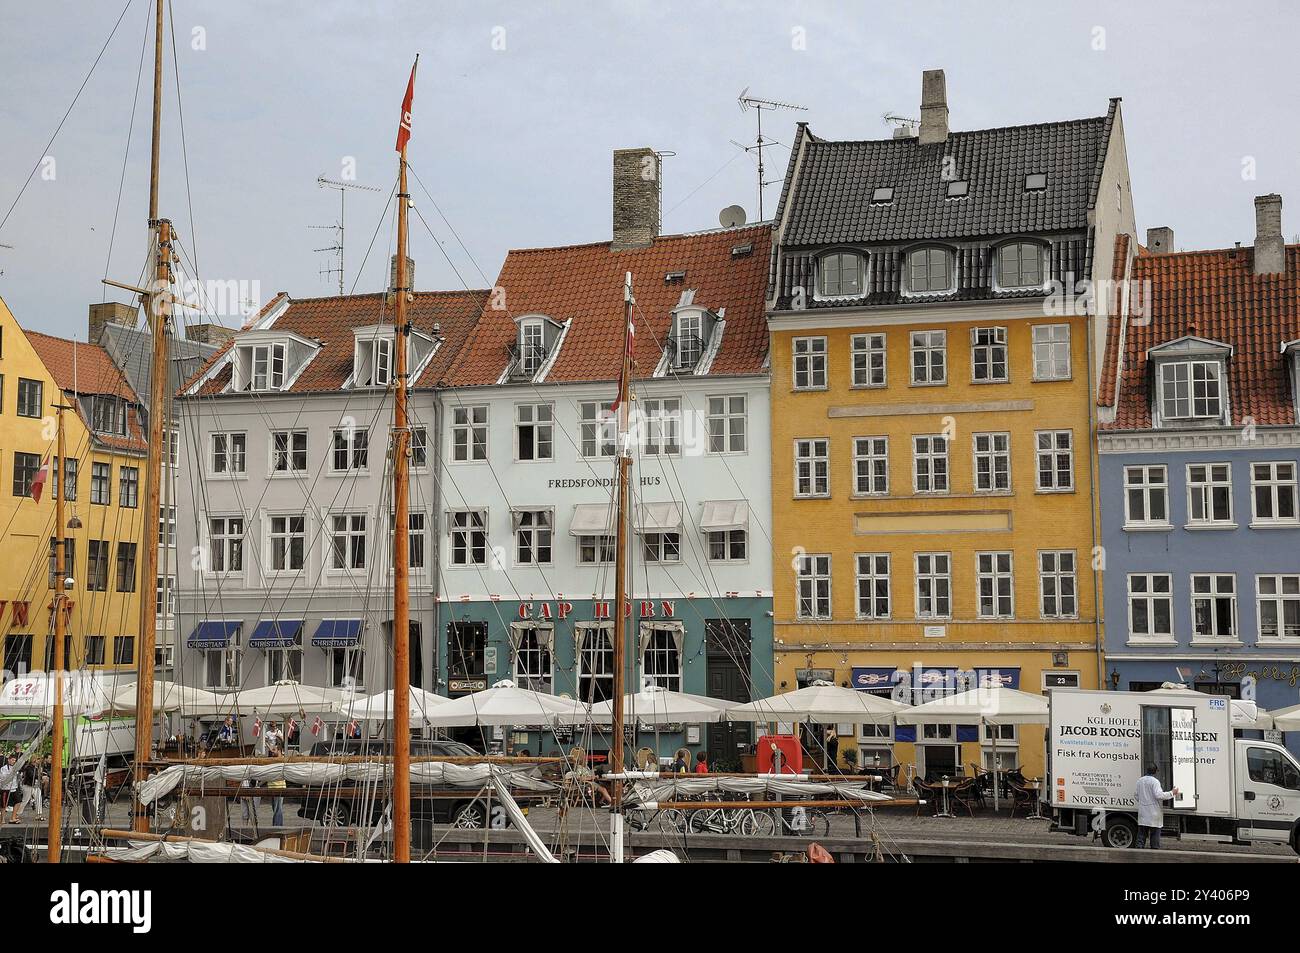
left=265, top=644, right=303, bottom=684
left=706, top=529, right=747, bottom=563
left=204, top=641, right=241, bottom=691
left=853, top=436, right=889, bottom=496
left=578, top=534, right=616, bottom=565
left=851, top=333, right=886, bottom=388
left=448, top=509, right=488, bottom=568
left=451, top=405, right=489, bottom=463
left=330, top=427, right=369, bottom=473
left=577, top=624, right=615, bottom=704
left=210, top=431, right=247, bottom=477
left=328, top=512, right=368, bottom=572
left=674, top=312, right=704, bottom=368
left=387, top=509, right=426, bottom=573
left=976, top=551, right=1014, bottom=620
left=373, top=336, right=393, bottom=386
left=792, top=337, right=828, bottom=390
left=520, top=320, right=546, bottom=376
left=512, top=625, right=554, bottom=692
left=579, top=401, right=616, bottom=459
left=251, top=342, right=287, bottom=391
left=641, top=532, right=681, bottom=564
left=1250, top=461, right=1299, bottom=525
left=905, top=247, right=955, bottom=295
left=1256, top=574, right=1300, bottom=642
left=910, top=330, right=947, bottom=385
left=818, top=251, right=865, bottom=299
left=794, top=438, right=830, bottom=498
left=1031, top=324, right=1071, bottom=381
left=268, top=513, right=306, bottom=574
left=855, top=553, right=891, bottom=620
left=1038, top=550, right=1077, bottom=620
left=270, top=429, right=308, bottom=475
left=1191, top=573, right=1238, bottom=642
left=796, top=553, right=832, bottom=620
left=1127, top=573, right=1174, bottom=643
left=641, top=397, right=681, bottom=455
left=970, top=327, right=1008, bottom=383
left=207, top=516, right=244, bottom=576
left=995, top=241, right=1047, bottom=290
left=912, top=434, right=949, bottom=494
left=972, top=432, right=1010, bottom=493
left=514, top=509, right=554, bottom=566
left=515, top=402, right=554, bottom=462
left=1123, top=465, right=1169, bottom=528
left=1035, top=429, right=1074, bottom=492
left=706, top=394, right=747, bottom=454
left=1186, top=463, right=1234, bottom=527
left=1158, top=360, right=1222, bottom=422
left=641, top=625, right=683, bottom=692
left=915, top=552, right=951, bottom=620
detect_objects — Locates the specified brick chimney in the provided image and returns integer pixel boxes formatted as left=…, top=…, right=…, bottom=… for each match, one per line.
left=186, top=323, right=235, bottom=347
left=88, top=301, right=136, bottom=343
left=1146, top=227, right=1174, bottom=254
left=612, top=147, right=660, bottom=251
left=919, top=69, right=949, bottom=146
left=1254, top=194, right=1284, bottom=275
left=389, top=254, right=415, bottom=293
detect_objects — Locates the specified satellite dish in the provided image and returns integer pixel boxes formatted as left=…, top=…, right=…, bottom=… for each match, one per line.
left=719, top=205, right=747, bottom=228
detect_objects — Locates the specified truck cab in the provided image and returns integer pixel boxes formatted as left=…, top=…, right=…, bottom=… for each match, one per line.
left=1236, top=740, right=1300, bottom=848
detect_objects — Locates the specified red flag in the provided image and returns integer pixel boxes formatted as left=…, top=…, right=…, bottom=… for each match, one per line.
left=395, top=58, right=417, bottom=153
left=610, top=274, right=636, bottom=416
left=29, top=455, right=50, bottom=504
left=310, top=715, right=323, bottom=737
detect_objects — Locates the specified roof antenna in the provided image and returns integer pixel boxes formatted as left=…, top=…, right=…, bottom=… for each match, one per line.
left=312, top=175, right=381, bottom=295
left=882, top=112, right=920, bottom=138
left=738, top=88, right=806, bottom=221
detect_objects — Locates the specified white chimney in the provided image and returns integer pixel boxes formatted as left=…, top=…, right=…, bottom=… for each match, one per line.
left=1254, top=194, right=1284, bottom=275
left=919, top=69, right=949, bottom=146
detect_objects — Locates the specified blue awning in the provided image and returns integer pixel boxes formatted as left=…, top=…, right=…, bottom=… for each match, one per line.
left=248, top=619, right=303, bottom=649
left=311, top=619, right=362, bottom=648
left=187, top=621, right=241, bottom=649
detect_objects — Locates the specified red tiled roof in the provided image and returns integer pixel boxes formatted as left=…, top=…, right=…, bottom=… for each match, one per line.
left=446, top=224, right=773, bottom=386
left=23, top=329, right=147, bottom=452
left=187, top=290, right=489, bottom=396
left=1102, top=243, right=1300, bottom=429
left=1096, top=232, right=1131, bottom=408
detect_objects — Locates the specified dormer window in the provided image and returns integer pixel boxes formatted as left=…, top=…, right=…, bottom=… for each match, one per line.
left=520, top=320, right=546, bottom=376
left=374, top=337, right=392, bottom=386
left=906, top=247, right=954, bottom=295
left=674, top=312, right=703, bottom=368
left=1160, top=360, right=1222, bottom=421
left=996, top=241, right=1046, bottom=289
left=91, top=396, right=128, bottom=435
left=253, top=343, right=286, bottom=391
left=819, top=251, right=865, bottom=298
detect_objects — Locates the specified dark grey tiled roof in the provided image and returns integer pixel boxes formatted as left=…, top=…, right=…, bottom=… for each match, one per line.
left=99, top=323, right=220, bottom=404
left=780, top=104, right=1116, bottom=248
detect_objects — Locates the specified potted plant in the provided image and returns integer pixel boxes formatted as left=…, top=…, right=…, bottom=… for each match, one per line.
left=841, top=747, right=859, bottom=773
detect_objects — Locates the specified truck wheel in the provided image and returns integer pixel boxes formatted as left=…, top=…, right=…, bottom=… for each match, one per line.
left=1101, top=815, right=1137, bottom=849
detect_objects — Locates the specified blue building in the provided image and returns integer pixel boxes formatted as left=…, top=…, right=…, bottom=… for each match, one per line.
left=1098, top=197, right=1300, bottom=755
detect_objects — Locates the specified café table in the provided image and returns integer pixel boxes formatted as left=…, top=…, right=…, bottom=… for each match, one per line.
left=934, top=777, right=957, bottom=818
left=1021, top=779, right=1044, bottom=819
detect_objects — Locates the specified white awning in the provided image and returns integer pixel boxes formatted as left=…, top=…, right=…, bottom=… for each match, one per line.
left=699, top=500, right=749, bottom=532
left=635, top=501, right=683, bottom=533
left=569, top=502, right=615, bottom=537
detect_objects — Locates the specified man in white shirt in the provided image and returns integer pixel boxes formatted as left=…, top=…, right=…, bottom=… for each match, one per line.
left=263, top=722, right=284, bottom=754
left=1135, top=764, right=1179, bottom=849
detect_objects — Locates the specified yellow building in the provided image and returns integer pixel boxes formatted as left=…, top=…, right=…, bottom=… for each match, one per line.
left=0, top=296, right=146, bottom=680
left=765, top=73, right=1135, bottom=779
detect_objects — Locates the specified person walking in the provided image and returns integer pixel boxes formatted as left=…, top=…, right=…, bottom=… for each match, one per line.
left=0, top=754, right=19, bottom=822
left=267, top=743, right=287, bottom=827
left=13, top=757, right=43, bottom=822
left=1134, top=764, right=1178, bottom=849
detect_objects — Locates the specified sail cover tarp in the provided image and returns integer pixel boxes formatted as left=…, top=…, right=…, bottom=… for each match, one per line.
left=187, top=621, right=241, bottom=649
left=311, top=619, right=362, bottom=647
left=249, top=619, right=303, bottom=649
left=569, top=502, right=615, bottom=536
left=625, top=775, right=892, bottom=805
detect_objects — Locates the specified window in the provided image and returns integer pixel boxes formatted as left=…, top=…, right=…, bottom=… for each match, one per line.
left=796, top=553, right=831, bottom=619
left=271, top=430, right=308, bottom=473
left=1035, top=430, right=1073, bottom=491
left=513, top=626, right=553, bottom=692
left=976, top=552, right=1014, bottom=619
left=1246, top=747, right=1300, bottom=791
left=1025, top=173, right=1047, bottom=191
left=514, top=509, right=553, bottom=565
left=3, top=635, right=33, bottom=675
left=1128, top=574, right=1173, bottom=640
left=871, top=187, right=894, bottom=203
left=641, top=626, right=682, bottom=691
left=578, top=625, right=614, bottom=704
left=155, top=574, right=175, bottom=625
left=16, top=378, right=42, bottom=417
left=329, top=647, right=364, bottom=690
left=641, top=397, right=681, bottom=455
left=915, top=553, right=951, bottom=619
left=12, top=452, right=40, bottom=497
left=578, top=535, right=616, bottom=565
left=410, top=427, right=428, bottom=469
left=269, top=515, right=306, bottom=572
left=1191, top=573, right=1237, bottom=640
left=209, top=517, right=244, bottom=573
left=331, top=427, right=369, bottom=472
left=1124, top=465, right=1168, bottom=526
left=515, top=403, right=553, bottom=461
left=851, top=333, right=886, bottom=387
left=855, top=554, right=890, bottom=620
left=910, top=330, right=946, bottom=384
left=85, top=636, right=106, bottom=666
left=906, top=248, right=953, bottom=294
left=373, top=337, right=393, bottom=386
left=519, top=320, right=546, bottom=376
left=111, top=636, right=134, bottom=666
left=451, top=405, right=488, bottom=462
left=794, top=439, right=830, bottom=497
left=211, top=432, right=247, bottom=475
left=329, top=514, right=367, bottom=570
left=119, top=466, right=139, bottom=508
left=1257, top=575, right=1300, bottom=640
left=996, top=242, right=1045, bottom=289
left=970, top=327, right=1008, bottom=382
left=792, top=337, right=827, bottom=389
left=1186, top=464, right=1233, bottom=525
left=87, top=541, right=109, bottom=592
left=48, top=537, right=75, bottom=588
left=90, top=462, right=110, bottom=504
left=388, top=510, right=425, bottom=571
left=853, top=436, right=888, bottom=496
left=1031, top=325, right=1071, bottom=381
left=52, top=456, right=76, bottom=502
left=707, top=530, right=747, bottom=562
left=1159, top=361, right=1222, bottom=420
left=1039, top=551, right=1077, bottom=619
left=819, top=252, right=864, bottom=297
left=266, top=644, right=303, bottom=683
left=972, top=433, right=1010, bottom=492
left=945, top=180, right=968, bottom=198
left=92, top=396, right=128, bottom=435
left=673, top=312, right=704, bottom=367
left=114, top=542, right=137, bottom=593
left=1251, top=462, right=1298, bottom=523
left=448, top=620, right=486, bottom=680
left=251, top=342, right=287, bottom=391
left=159, top=504, right=176, bottom=547
left=913, top=435, right=949, bottom=493
left=706, top=395, right=746, bottom=453
left=642, top=532, right=680, bottom=563
left=579, top=401, right=616, bottom=459
left=449, top=510, right=487, bottom=567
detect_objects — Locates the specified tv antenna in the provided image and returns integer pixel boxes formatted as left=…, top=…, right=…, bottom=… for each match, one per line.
left=882, top=112, right=920, bottom=136
left=313, top=175, right=381, bottom=295
left=0, top=242, right=12, bottom=277
left=738, top=88, right=806, bottom=220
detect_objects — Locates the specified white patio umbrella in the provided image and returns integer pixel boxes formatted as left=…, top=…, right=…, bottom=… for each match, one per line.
left=1272, top=702, right=1300, bottom=732
left=343, top=686, right=452, bottom=724
left=109, top=680, right=226, bottom=714
left=726, top=682, right=906, bottom=723
left=421, top=679, right=589, bottom=728
left=214, top=680, right=346, bottom=715
left=895, top=687, right=1049, bottom=810
left=589, top=686, right=731, bottom=725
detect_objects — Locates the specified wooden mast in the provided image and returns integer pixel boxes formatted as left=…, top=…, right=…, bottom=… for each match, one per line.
left=610, top=272, right=634, bottom=864
left=48, top=404, right=70, bottom=862
left=132, top=0, right=170, bottom=833
left=391, top=54, right=418, bottom=864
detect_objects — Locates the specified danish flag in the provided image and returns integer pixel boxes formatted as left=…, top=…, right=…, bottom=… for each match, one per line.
left=310, top=716, right=323, bottom=737
left=29, top=456, right=50, bottom=504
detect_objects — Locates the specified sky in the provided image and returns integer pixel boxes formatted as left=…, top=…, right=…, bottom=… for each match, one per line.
left=1, top=0, right=1297, bottom=339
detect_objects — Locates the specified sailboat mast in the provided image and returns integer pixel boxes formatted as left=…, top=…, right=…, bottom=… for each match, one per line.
left=610, top=272, right=634, bottom=863
left=391, top=54, right=419, bottom=865
left=132, top=0, right=170, bottom=833
left=49, top=403, right=69, bottom=862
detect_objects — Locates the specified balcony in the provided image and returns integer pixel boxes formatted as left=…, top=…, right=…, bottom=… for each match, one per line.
left=667, top=332, right=706, bottom=370
left=506, top=341, right=549, bottom=380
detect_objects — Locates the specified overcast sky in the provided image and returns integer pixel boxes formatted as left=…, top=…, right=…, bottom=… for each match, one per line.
left=1, top=0, right=1297, bottom=339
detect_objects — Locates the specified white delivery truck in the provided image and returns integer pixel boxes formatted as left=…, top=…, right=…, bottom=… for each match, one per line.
left=1046, top=688, right=1300, bottom=853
